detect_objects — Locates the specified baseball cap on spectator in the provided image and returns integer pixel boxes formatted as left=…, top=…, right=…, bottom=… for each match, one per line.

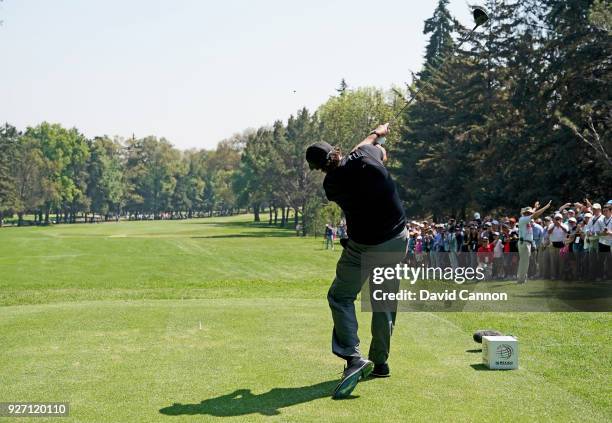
left=607, top=200, right=612, bottom=206
left=568, top=209, right=575, bottom=214
left=485, top=222, right=492, bottom=227
left=568, top=217, right=577, bottom=223
left=521, top=207, right=534, bottom=214
left=474, top=212, right=481, bottom=220
left=554, top=213, right=563, bottom=219
left=584, top=212, right=593, bottom=218
left=593, top=203, right=602, bottom=210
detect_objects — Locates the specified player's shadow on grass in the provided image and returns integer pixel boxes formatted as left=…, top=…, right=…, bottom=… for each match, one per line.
left=159, top=379, right=364, bottom=417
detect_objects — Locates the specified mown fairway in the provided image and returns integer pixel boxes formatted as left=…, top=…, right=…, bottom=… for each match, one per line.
left=0, top=216, right=610, bottom=422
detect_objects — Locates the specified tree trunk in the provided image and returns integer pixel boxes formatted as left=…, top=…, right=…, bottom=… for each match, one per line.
left=253, top=203, right=260, bottom=222
left=268, top=206, right=273, bottom=225
left=281, top=207, right=286, bottom=226
left=18, top=211, right=24, bottom=227
left=301, top=203, right=307, bottom=236
left=294, top=208, right=299, bottom=227
left=274, top=207, right=278, bottom=225
left=44, top=209, right=50, bottom=225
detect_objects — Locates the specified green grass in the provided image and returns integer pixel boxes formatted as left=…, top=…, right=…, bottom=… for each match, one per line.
left=0, top=215, right=610, bottom=422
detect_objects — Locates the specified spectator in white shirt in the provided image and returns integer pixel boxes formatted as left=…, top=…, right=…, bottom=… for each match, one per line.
left=548, top=213, right=568, bottom=279
left=592, top=203, right=612, bottom=280
left=516, top=201, right=552, bottom=284
left=585, top=203, right=603, bottom=252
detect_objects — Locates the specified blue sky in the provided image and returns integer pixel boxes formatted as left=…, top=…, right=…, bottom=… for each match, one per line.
left=0, top=0, right=473, bottom=149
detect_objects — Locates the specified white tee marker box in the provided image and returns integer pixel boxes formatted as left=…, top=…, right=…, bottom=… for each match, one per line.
left=482, top=336, right=519, bottom=370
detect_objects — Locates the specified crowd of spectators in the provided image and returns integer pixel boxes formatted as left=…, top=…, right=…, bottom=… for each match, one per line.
left=404, top=199, right=612, bottom=282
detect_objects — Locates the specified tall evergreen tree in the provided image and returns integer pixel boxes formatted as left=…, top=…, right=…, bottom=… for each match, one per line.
left=336, top=78, right=349, bottom=95
left=545, top=0, right=611, bottom=169
left=420, top=0, right=457, bottom=81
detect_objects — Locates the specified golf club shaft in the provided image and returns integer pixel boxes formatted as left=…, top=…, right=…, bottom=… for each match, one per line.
left=390, top=24, right=481, bottom=125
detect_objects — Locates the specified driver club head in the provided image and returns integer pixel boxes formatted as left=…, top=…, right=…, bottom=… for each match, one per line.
left=472, top=5, right=490, bottom=27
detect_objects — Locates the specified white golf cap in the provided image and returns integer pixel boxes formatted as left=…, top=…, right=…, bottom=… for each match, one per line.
left=593, top=203, right=602, bottom=209
left=569, top=217, right=577, bottom=223
left=584, top=212, right=593, bottom=218
left=554, top=213, right=563, bottom=219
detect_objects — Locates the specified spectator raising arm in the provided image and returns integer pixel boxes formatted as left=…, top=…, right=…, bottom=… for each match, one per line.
left=558, top=202, right=572, bottom=213
left=532, top=200, right=552, bottom=220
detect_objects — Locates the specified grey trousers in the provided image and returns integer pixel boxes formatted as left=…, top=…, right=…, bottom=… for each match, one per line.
left=327, top=229, right=408, bottom=365
left=517, top=241, right=531, bottom=282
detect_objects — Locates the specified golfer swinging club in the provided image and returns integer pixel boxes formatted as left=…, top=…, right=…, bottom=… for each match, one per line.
left=306, top=123, right=408, bottom=398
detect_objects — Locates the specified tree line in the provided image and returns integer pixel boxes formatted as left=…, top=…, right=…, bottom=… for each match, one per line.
left=0, top=87, right=403, bottom=231
left=1, top=0, right=610, bottom=231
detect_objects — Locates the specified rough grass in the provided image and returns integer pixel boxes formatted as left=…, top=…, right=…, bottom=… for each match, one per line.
left=0, top=215, right=610, bottom=422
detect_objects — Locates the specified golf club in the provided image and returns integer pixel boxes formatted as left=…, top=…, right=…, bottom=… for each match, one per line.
left=376, top=5, right=490, bottom=144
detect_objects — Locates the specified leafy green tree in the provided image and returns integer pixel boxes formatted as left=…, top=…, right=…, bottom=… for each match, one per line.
left=589, top=0, right=611, bottom=32
left=124, top=136, right=180, bottom=218
left=178, top=150, right=207, bottom=218
left=234, top=128, right=276, bottom=221
left=86, top=136, right=124, bottom=220
left=0, top=124, right=20, bottom=226
left=13, top=137, right=46, bottom=226
left=23, top=122, right=90, bottom=224
left=281, top=108, right=325, bottom=231
left=318, top=87, right=404, bottom=153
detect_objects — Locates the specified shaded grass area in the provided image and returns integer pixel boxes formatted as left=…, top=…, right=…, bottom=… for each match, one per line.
left=0, top=215, right=610, bottom=421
